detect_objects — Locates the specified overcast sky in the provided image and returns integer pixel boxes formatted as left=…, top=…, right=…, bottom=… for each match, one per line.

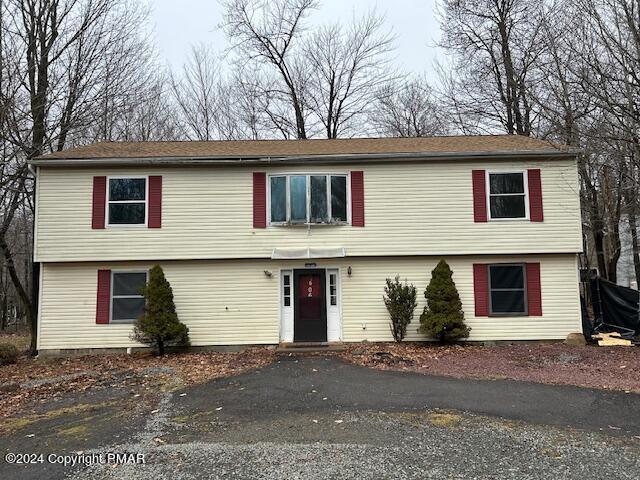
left=150, top=0, right=444, bottom=81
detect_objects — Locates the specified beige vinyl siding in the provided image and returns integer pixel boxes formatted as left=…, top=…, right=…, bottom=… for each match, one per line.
left=37, top=254, right=580, bottom=350
left=34, top=158, right=582, bottom=263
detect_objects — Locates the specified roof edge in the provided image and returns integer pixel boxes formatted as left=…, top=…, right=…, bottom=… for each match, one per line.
left=29, top=149, right=579, bottom=167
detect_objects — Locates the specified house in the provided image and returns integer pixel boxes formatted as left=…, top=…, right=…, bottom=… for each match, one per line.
left=29, top=136, right=583, bottom=354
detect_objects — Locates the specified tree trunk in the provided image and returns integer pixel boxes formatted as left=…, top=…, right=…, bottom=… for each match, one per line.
left=30, top=263, right=40, bottom=352
left=0, top=236, right=34, bottom=344
left=0, top=294, right=6, bottom=332
left=591, top=209, right=608, bottom=278
left=157, top=338, right=165, bottom=356
left=629, top=213, right=640, bottom=286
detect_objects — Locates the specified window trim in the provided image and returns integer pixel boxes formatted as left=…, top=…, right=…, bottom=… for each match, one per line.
left=267, top=172, right=351, bottom=226
left=486, top=170, right=529, bottom=221
left=110, top=270, right=148, bottom=323
left=488, top=263, right=528, bottom=316
left=106, top=175, right=149, bottom=228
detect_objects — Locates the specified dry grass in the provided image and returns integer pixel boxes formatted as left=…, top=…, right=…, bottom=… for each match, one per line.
left=0, top=348, right=276, bottom=420
left=0, top=334, right=30, bottom=353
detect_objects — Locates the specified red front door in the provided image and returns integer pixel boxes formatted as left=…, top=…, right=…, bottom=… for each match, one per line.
left=294, top=269, right=327, bottom=342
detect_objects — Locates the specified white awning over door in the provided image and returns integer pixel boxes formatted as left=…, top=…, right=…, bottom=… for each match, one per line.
left=271, top=247, right=346, bottom=260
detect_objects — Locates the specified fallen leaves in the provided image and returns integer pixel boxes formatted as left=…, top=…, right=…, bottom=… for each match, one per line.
left=340, top=342, right=640, bottom=393
left=0, top=348, right=276, bottom=421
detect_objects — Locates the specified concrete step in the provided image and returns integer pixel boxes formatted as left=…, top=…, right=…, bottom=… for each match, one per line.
left=275, top=342, right=346, bottom=355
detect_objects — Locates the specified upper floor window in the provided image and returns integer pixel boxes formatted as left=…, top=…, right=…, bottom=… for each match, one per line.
left=489, top=264, right=527, bottom=315
left=108, top=177, right=146, bottom=226
left=488, top=172, right=528, bottom=220
left=111, top=271, right=147, bottom=322
left=269, top=174, right=348, bottom=225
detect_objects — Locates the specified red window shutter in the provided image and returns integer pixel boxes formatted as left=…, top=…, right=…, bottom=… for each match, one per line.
left=526, top=263, right=542, bottom=316
left=92, top=176, right=107, bottom=229
left=472, top=170, right=487, bottom=222
left=351, top=171, right=365, bottom=227
left=528, top=169, right=544, bottom=222
left=473, top=264, right=489, bottom=316
left=148, top=175, right=162, bottom=228
left=96, top=269, right=111, bottom=324
left=253, top=172, right=267, bottom=228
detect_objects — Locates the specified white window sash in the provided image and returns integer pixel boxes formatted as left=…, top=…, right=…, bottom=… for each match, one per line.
left=110, top=270, right=148, bottom=322
left=268, top=173, right=350, bottom=226
left=486, top=171, right=529, bottom=221
left=488, top=264, right=528, bottom=316
left=106, top=176, right=148, bottom=227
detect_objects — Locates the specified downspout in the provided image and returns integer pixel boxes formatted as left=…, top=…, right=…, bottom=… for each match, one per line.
left=29, top=164, right=40, bottom=356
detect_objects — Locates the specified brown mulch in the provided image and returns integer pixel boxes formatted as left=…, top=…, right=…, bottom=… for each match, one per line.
left=340, top=342, right=640, bottom=393
left=0, top=348, right=276, bottom=420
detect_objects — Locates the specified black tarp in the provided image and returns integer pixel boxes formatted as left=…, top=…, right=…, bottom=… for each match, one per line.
left=590, top=277, right=640, bottom=337
left=581, top=296, right=594, bottom=338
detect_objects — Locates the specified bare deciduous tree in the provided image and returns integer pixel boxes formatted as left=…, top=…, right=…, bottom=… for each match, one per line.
left=171, top=44, right=222, bottom=141
left=1, top=0, right=163, bottom=351
left=575, top=0, right=640, bottom=283
left=304, top=11, right=395, bottom=138
left=221, top=0, right=318, bottom=139
left=437, top=0, right=546, bottom=135
left=370, top=76, right=447, bottom=137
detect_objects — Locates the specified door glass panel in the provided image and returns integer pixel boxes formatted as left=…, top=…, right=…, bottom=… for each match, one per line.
left=298, top=275, right=321, bottom=298
left=329, top=273, right=337, bottom=306
left=290, top=176, right=307, bottom=223
left=283, top=274, right=291, bottom=307
left=294, top=272, right=327, bottom=342
left=298, top=274, right=322, bottom=320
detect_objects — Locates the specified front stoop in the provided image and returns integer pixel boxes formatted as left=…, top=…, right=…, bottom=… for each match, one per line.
left=276, top=342, right=346, bottom=355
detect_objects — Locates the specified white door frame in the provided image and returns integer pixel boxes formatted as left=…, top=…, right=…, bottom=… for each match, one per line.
left=279, top=266, right=342, bottom=343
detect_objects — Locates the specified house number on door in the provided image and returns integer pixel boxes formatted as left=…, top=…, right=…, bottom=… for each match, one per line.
left=307, top=279, right=313, bottom=297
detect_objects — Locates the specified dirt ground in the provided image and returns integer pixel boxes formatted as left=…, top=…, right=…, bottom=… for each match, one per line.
left=2, top=337, right=640, bottom=426
left=340, top=342, right=640, bottom=393
left=0, top=345, right=276, bottom=423
left=2, top=356, right=640, bottom=480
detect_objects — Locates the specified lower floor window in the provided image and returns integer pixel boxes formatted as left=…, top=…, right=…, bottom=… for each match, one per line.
left=111, top=271, right=147, bottom=322
left=489, top=264, right=527, bottom=315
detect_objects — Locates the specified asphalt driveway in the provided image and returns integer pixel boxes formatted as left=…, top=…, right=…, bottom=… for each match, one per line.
left=1, top=356, right=639, bottom=479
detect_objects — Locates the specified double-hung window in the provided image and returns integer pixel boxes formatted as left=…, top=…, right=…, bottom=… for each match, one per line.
left=108, top=177, right=147, bottom=226
left=269, top=174, right=348, bottom=225
left=111, top=271, right=147, bottom=322
left=488, top=172, right=528, bottom=220
left=488, top=264, right=527, bottom=315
